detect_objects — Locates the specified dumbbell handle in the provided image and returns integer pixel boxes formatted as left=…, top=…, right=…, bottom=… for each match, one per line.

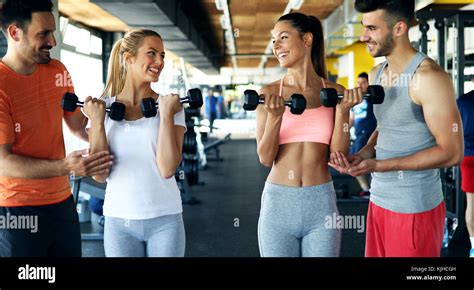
left=333, top=91, right=372, bottom=99
left=256, top=98, right=297, bottom=107
left=73, top=100, right=112, bottom=113
left=150, top=97, right=192, bottom=107
left=179, top=96, right=193, bottom=104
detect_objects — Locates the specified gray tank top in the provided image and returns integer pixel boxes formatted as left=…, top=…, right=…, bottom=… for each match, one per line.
left=370, top=52, right=443, bottom=213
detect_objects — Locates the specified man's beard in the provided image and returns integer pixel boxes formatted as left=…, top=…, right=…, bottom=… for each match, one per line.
left=371, top=31, right=394, bottom=58
left=21, top=39, right=52, bottom=64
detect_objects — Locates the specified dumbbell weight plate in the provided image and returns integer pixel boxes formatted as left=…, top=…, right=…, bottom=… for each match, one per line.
left=319, top=88, right=339, bottom=107
left=289, top=94, right=306, bottom=115
left=189, top=159, right=199, bottom=185
left=109, top=102, right=126, bottom=121
left=366, top=85, right=385, bottom=104
left=187, top=89, right=204, bottom=109
left=183, top=132, right=197, bottom=155
left=62, top=92, right=79, bottom=112
left=243, top=90, right=259, bottom=111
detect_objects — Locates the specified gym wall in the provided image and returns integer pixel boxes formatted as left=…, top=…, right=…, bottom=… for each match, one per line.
left=0, top=33, right=6, bottom=58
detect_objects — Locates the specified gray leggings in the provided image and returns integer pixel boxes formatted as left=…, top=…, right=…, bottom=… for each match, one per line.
left=104, top=213, right=185, bottom=257
left=258, top=181, right=341, bottom=257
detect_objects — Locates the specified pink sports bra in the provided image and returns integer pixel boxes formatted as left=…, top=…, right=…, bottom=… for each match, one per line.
left=278, top=76, right=334, bottom=145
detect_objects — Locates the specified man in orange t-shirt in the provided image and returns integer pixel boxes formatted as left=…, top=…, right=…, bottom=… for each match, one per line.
left=0, top=0, right=113, bottom=257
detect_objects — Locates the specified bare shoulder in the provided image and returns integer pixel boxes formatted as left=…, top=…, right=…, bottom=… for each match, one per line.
left=413, top=58, right=453, bottom=94
left=415, top=58, right=450, bottom=82
left=258, top=80, right=280, bottom=95
left=324, top=79, right=345, bottom=93
left=411, top=58, right=454, bottom=103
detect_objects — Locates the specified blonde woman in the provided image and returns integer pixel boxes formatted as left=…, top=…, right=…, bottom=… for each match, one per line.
left=83, top=29, right=186, bottom=257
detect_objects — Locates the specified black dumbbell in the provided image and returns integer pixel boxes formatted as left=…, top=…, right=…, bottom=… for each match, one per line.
left=320, top=85, right=385, bottom=107
left=243, top=90, right=306, bottom=115
left=62, top=92, right=125, bottom=121
left=141, top=88, right=204, bottom=118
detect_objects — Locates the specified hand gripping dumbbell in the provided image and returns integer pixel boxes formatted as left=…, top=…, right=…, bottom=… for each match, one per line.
left=62, top=92, right=125, bottom=121
left=320, top=85, right=385, bottom=107
left=141, top=88, right=204, bottom=118
left=243, top=90, right=306, bottom=115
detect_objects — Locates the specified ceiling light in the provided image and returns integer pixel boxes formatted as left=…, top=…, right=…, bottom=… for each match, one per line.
left=289, top=0, right=304, bottom=10
left=215, top=0, right=225, bottom=11
left=220, top=15, right=230, bottom=30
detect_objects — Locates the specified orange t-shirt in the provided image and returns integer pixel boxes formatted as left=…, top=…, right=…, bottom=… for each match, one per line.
left=0, top=59, right=79, bottom=207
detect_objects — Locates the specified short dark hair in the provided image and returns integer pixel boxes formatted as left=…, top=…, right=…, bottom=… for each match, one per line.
left=1, top=0, right=53, bottom=32
left=213, top=85, right=222, bottom=93
left=355, top=0, right=415, bottom=26
left=358, top=72, right=369, bottom=80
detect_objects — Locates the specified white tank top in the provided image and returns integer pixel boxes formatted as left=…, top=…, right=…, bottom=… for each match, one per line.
left=87, top=97, right=187, bottom=220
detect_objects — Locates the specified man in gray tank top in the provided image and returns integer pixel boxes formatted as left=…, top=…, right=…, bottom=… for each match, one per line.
left=329, top=0, right=464, bottom=257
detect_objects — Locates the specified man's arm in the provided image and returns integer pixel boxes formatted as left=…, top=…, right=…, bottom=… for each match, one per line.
left=357, top=130, right=378, bottom=159
left=0, top=143, right=113, bottom=179
left=375, top=65, right=463, bottom=172
left=64, top=110, right=89, bottom=142
left=0, top=143, right=67, bottom=178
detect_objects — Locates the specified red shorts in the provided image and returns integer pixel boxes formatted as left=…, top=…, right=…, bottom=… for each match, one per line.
left=460, top=156, right=474, bottom=193
left=365, top=201, right=445, bottom=257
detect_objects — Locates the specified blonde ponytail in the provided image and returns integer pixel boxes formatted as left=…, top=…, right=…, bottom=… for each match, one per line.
left=102, top=38, right=125, bottom=99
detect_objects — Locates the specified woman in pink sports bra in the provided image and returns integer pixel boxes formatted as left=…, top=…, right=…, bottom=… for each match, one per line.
left=256, top=12, right=362, bottom=257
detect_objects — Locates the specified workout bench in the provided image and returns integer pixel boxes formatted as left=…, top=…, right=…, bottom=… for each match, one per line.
left=203, top=133, right=231, bottom=161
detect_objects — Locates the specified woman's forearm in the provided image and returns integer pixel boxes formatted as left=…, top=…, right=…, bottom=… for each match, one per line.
left=156, top=116, right=182, bottom=178
left=88, top=120, right=109, bottom=182
left=330, top=110, right=351, bottom=154
left=257, top=115, right=283, bottom=167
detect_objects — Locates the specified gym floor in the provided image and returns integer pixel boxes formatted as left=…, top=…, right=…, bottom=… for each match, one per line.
left=81, top=139, right=470, bottom=257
